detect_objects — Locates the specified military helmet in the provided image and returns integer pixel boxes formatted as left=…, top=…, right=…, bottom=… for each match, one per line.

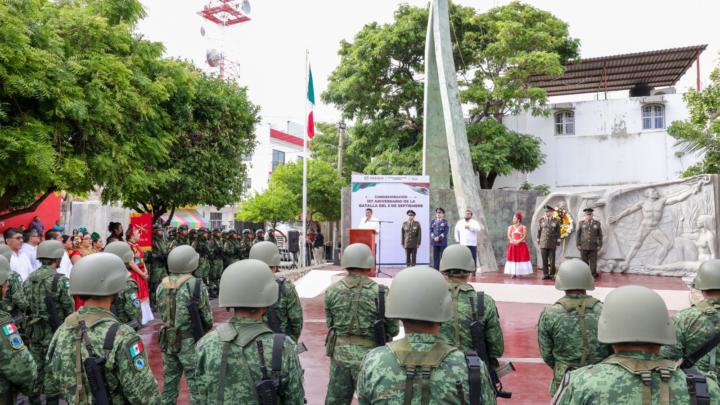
left=0, top=244, right=13, bottom=261
left=213, top=227, right=222, bottom=234
left=694, top=259, right=720, bottom=290
left=249, top=241, right=281, bottom=267
left=198, top=227, right=209, bottom=234
left=189, top=229, right=197, bottom=236
left=153, top=224, right=163, bottom=231
left=255, top=229, right=265, bottom=236
left=168, top=245, right=199, bottom=274
left=386, top=266, right=452, bottom=322
left=37, top=240, right=65, bottom=260
left=243, top=229, right=252, bottom=236
left=0, top=256, right=11, bottom=285
left=230, top=229, right=238, bottom=235
left=555, top=259, right=595, bottom=291
left=104, top=242, right=134, bottom=264
left=177, top=224, right=189, bottom=232
left=439, top=245, right=475, bottom=275
left=598, top=285, right=676, bottom=345
left=69, top=253, right=128, bottom=296
left=219, top=259, right=278, bottom=308
left=221, top=231, right=228, bottom=237
left=341, top=243, right=375, bottom=270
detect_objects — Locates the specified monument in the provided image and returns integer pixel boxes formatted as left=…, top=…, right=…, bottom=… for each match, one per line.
left=422, top=0, right=498, bottom=271
left=531, top=174, right=719, bottom=277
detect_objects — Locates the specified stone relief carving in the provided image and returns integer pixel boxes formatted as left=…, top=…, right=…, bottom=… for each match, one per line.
left=531, top=175, right=718, bottom=277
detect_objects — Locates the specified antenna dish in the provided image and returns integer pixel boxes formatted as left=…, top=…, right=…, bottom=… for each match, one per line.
left=242, top=0, right=251, bottom=14
left=206, top=49, right=222, bottom=67
left=200, top=27, right=206, bottom=36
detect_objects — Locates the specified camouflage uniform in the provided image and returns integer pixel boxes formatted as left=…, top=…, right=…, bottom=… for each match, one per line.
left=115, top=278, right=142, bottom=325
left=22, top=265, right=74, bottom=398
left=223, top=236, right=240, bottom=268
left=553, top=351, right=720, bottom=405
left=45, top=306, right=161, bottom=404
left=169, top=234, right=190, bottom=251
left=439, top=280, right=504, bottom=368
left=0, top=311, right=37, bottom=402
left=267, top=233, right=278, bottom=245
left=660, top=297, right=720, bottom=376
left=157, top=274, right=214, bottom=405
left=148, top=233, right=169, bottom=306
left=324, top=274, right=400, bottom=404
left=208, top=234, right=224, bottom=297
left=356, top=333, right=497, bottom=405
left=0, top=271, right=28, bottom=316
left=195, top=316, right=305, bottom=405
left=238, top=235, right=253, bottom=259
left=192, top=235, right=211, bottom=280
left=537, top=293, right=611, bottom=396
left=261, top=276, right=304, bottom=342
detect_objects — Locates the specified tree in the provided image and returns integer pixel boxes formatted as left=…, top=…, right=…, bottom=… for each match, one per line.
left=668, top=62, right=720, bottom=177
left=235, top=186, right=298, bottom=228
left=310, top=121, right=368, bottom=181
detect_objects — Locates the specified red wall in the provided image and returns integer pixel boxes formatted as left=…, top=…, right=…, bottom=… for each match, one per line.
left=0, top=194, right=62, bottom=234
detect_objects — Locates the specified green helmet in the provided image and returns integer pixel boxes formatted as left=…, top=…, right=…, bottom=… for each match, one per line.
left=555, top=259, right=595, bottom=291
left=0, top=244, right=12, bottom=261
left=255, top=229, right=265, bottom=236
left=249, top=242, right=281, bottom=267
left=153, top=224, right=163, bottom=231
left=598, top=285, right=676, bottom=345
left=198, top=227, right=209, bottom=235
left=341, top=244, right=375, bottom=270
left=178, top=225, right=189, bottom=232
left=69, top=253, right=129, bottom=296
left=386, top=266, right=452, bottom=322
left=0, top=256, right=11, bottom=285
left=439, top=245, right=474, bottom=275
left=219, top=259, right=278, bottom=308
left=37, top=240, right=65, bottom=260
left=694, top=259, right=720, bottom=290
left=243, top=229, right=252, bottom=236
left=189, top=229, right=197, bottom=237
left=104, top=242, right=134, bottom=264
left=168, top=245, right=199, bottom=274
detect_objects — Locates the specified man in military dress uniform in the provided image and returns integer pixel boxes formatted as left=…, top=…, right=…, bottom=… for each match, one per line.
left=356, top=266, right=497, bottom=405
left=148, top=224, right=169, bottom=309
left=401, top=210, right=421, bottom=268
left=537, top=259, right=611, bottom=396
left=169, top=224, right=190, bottom=250
left=575, top=208, right=603, bottom=277
left=45, top=253, right=161, bottom=404
left=430, top=207, right=449, bottom=270
left=553, top=285, right=720, bottom=405
left=537, top=205, right=561, bottom=280
left=324, top=243, right=399, bottom=404
left=195, top=259, right=305, bottom=404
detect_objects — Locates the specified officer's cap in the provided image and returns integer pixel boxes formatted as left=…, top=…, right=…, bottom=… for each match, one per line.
left=543, top=205, right=554, bottom=212
left=435, top=207, right=445, bottom=214
left=407, top=210, right=416, bottom=216
left=583, top=208, right=594, bottom=214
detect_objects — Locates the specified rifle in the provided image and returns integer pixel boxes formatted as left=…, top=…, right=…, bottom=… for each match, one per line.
left=79, top=319, right=116, bottom=405
left=187, top=279, right=205, bottom=343
left=255, top=339, right=279, bottom=405
left=125, top=319, right=141, bottom=331
left=45, top=274, right=63, bottom=332
left=12, top=313, right=26, bottom=326
left=373, top=285, right=387, bottom=347
left=470, top=293, right=512, bottom=399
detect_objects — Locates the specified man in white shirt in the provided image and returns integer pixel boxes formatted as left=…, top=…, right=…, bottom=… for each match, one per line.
left=454, top=210, right=483, bottom=275
left=4, top=228, right=33, bottom=280
left=20, top=228, right=42, bottom=271
left=358, top=208, right=381, bottom=234
left=46, top=229, right=72, bottom=277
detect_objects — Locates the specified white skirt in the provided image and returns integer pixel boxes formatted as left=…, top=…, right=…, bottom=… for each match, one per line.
left=504, top=261, right=534, bottom=275
left=140, top=301, right=155, bottom=325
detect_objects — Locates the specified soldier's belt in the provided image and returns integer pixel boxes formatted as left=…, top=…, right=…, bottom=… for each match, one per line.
left=336, top=335, right=376, bottom=347
left=494, top=361, right=516, bottom=379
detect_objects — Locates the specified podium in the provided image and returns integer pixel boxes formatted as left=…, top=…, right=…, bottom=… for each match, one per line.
left=347, top=229, right=377, bottom=276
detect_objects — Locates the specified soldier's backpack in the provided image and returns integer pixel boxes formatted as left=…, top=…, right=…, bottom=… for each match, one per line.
left=157, top=274, right=195, bottom=354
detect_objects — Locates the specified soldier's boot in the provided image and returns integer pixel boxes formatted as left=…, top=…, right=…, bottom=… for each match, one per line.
left=28, top=396, right=41, bottom=405
left=46, top=395, right=61, bottom=405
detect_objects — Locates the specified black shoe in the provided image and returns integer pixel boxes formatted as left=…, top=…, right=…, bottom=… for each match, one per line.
left=541, top=275, right=548, bottom=280
left=550, top=276, right=555, bottom=281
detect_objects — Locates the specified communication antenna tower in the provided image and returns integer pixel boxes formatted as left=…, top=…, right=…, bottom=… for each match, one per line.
left=197, top=0, right=250, bottom=80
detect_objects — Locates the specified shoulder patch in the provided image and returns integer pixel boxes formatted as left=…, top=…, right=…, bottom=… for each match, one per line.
left=133, top=300, right=140, bottom=308
left=8, top=333, right=24, bottom=350
left=126, top=338, right=148, bottom=372
left=2, top=323, right=18, bottom=336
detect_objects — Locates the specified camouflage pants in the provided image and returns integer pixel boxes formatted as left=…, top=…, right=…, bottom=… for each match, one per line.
left=149, top=264, right=167, bottom=303
left=209, top=259, right=223, bottom=291
left=325, top=358, right=361, bottom=405
left=28, top=340, right=57, bottom=396
left=162, top=338, right=199, bottom=405
left=193, top=259, right=210, bottom=278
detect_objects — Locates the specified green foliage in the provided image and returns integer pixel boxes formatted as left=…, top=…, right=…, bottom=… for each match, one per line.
left=467, top=120, right=546, bottom=188
left=236, top=186, right=298, bottom=228
left=310, top=122, right=368, bottom=181
left=520, top=181, right=551, bottom=196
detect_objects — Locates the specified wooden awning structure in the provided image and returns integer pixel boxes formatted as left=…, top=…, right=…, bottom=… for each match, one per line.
left=528, top=45, right=707, bottom=97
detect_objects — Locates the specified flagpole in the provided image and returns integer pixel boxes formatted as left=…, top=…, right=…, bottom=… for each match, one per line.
left=301, top=49, right=309, bottom=268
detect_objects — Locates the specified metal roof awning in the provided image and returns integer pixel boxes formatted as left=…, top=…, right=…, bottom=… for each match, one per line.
left=161, top=208, right=208, bottom=228
left=528, top=45, right=707, bottom=97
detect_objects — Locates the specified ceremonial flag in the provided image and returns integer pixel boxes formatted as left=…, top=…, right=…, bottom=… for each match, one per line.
left=307, top=64, right=315, bottom=139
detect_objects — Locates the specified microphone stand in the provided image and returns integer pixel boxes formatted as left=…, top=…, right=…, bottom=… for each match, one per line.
left=374, top=220, right=394, bottom=278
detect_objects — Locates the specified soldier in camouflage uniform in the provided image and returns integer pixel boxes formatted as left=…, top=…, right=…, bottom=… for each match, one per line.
left=266, top=228, right=279, bottom=245
left=223, top=230, right=240, bottom=268
left=45, top=253, right=161, bottom=404
left=254, top=228, right=265, bottom=244
left=189, top=228, right=198, bottom=245
left=195, top=259, right=305, bottom=404
left=0, top=255, right=38, bottom=404
left=104, top=242, right=142, bottom=328
left=169, top=224, right=190, bottom=250
left=192, top=228, right=212, bottom=293
left=238, top=229, right=254, bottom=260
left=23, top=241, right=75, bottom=405
left=356, top=266, right=497, bottom=405
left=661, top=259, right=720, bottom=376
left=439, top=245, right=504, bottom=368
left=538, top=259, right=610, bottom=396
left=250, top=241, right=304, bottom=342
left=324, top=243, right=399, bottom=404
left=157, top=245, right=214, bottom=405
left=0, top=244, right=28, bottom=319
left=207, top=228, right=224, bottom=299
left=148, top=224, right=169, bottom=310
left=554, top=285, right=720, bottom=405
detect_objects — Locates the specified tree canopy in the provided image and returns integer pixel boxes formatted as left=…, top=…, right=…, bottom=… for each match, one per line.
left=235, top=185, right=298, bottom=229
left=310, top=122, right=369, bottom=181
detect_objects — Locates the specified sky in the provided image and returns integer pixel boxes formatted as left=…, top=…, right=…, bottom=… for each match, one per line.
left=137, top=0, right=720, bottom=129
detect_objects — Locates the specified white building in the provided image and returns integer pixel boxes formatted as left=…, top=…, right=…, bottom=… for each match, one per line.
left=493, top=45, right=707, bottom=193
left=243, top=121, right=306, bottom=195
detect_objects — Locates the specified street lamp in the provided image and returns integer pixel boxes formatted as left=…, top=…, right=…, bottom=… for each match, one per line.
left=337, top=120, right=346, bottom=176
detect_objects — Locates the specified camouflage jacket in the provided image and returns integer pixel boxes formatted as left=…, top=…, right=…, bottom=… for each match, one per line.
left=208, top=237, right=224, bottom=261
left=553, top=351, right=720, bottom=405
left=238, top=236, right=253, bottom=258
left=261, top=277, right=303, bottom=342
left=324, top=274, right=400, bottom=365
left=661, top=297, right=720, bottom=375
left=45, top=306, right=160, bottom=405
left=193, top=236, right=212, bottom=261
left=538, top=293, right=611, bottom=396
left=439, top=280, right=504, bottom=367
left=266, top=234, right=278, bottom=245
left=0, top=310, right=37, bottom=399
left=115, top=279, right=141, bottom=324
left=149, top=235, right=169, bottom=267
left=223, top=239, right=240, bottom=265
left=253, top=235, right=265, bottom=245
left=157, top=274, right=214, bottom=333
left=356, top=333, right=497, bottom=405
left=0, top=270, right=28, bottom=315
left=195, top=316, right=305, bottom=405
left=22, top=265, right=74, bottom=344
left=169, top=235, right=190, bottom=251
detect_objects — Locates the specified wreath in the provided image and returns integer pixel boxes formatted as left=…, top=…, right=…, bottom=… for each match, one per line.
left=552, top=206, right=575, bottom=240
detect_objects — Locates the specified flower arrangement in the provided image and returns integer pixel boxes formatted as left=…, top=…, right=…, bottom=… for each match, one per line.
left=553, top=206, right=575, bottom=240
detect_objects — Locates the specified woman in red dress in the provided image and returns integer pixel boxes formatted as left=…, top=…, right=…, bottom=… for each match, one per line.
left=504, top=213, right=534, bottom=279
left=127, top=226, right=154, bottom=324
left=70, top=232, right=95, bottom=309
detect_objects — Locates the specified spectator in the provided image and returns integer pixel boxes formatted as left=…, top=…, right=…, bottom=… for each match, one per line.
left=29, top=215, right=45, bottom=236
left=47, top=230, right=72, bottom=278
left=52, top=220, right=66, bottom=235
left=19, top=225, right=26, bottom=231
left=20, top=229, right=42, bottom=271
left=71, top=229, right=78, bottom=237
left=313, top=227, right=325, bottom=265
left=454, top=210, right=483, bottom=276
left=3, top=228, right=33, bottom=280
left=91, top=232, right=104, bottom=253
left=107, top=222, right=124, bottom=244
left=70, top=232, right=94, bottom=265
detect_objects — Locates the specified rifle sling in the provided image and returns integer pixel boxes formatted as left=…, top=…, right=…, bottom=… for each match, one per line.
left=682, top=328, right=720, bottom=369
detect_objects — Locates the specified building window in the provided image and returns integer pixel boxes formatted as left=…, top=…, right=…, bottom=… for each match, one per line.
left=272, top=150, right=285, bottom=171
left=554, top=111, right=574, bottom=135
left=643, top=105, right=664, bottom=129
left=210, top=212, right=222, bottom=230
left=241, top=154, right=252, bottom=161
left=244, top=178, right=252, bottom=189
left=297, top=156, right=303, bottom=162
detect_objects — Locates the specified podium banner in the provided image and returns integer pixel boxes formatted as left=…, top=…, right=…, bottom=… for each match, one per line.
left=129, top=213, right=153, bottom=251
left=351, top=175, right=430, bottom=266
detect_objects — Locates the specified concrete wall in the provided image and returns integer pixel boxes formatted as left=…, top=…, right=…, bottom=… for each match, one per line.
left=67, top=202, right=134, bottom=239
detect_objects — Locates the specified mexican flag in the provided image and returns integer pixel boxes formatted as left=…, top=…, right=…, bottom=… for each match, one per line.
left=307, top=64, right=315, bottom=139
left=2, top=323, right=17, bottom=335
left=130, top=341, right=144, bottom=357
